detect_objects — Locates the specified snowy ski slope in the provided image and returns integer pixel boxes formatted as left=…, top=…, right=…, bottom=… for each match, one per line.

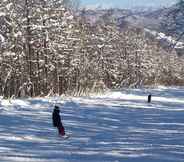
left=0, top=87, right=184, bottom=162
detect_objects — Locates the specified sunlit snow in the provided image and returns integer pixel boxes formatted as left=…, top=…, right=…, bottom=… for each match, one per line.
left=0, top=87, right=184, bottom=162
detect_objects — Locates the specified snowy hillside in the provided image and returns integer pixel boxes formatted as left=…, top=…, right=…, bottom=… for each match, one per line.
left=79, top=8, right=184, bottom=56
left=0, top=87, right=184, bottom=162
left=144, top=28, right=184, bottom=55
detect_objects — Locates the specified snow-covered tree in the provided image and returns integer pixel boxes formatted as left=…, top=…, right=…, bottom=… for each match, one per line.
left=0, top=2, right=183, bottom=98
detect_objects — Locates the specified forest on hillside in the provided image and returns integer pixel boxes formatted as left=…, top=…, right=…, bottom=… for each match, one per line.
left=0, top=0, right=184, bottom=98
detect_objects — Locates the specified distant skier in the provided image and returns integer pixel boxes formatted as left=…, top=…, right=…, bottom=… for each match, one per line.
left=52, top=105, right=65, bottom=137
left=148, top=94, right=152, bottom=103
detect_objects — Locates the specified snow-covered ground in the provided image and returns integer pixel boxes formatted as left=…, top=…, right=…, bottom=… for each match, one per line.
left=0, top=87, right=184, bottom=162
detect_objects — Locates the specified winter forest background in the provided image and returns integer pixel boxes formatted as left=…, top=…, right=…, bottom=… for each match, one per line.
left=0, top=0, right=184, bottom=98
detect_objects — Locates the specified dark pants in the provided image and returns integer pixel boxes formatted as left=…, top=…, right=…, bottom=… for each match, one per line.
left=57, top=125, right=65, bottom=136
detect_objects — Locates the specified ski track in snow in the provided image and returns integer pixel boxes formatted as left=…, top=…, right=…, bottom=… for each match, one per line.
left=0, top=87, right=184, bottom=162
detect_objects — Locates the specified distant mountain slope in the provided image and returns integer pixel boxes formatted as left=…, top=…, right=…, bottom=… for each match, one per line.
left=79, top=4, right=184, bottom=55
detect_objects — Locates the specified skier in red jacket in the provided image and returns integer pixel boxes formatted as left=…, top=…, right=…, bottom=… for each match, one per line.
left=52, top=105, right=65, bottom=136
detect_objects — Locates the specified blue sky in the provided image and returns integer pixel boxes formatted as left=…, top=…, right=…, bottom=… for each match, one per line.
left=81, top=0, right=177, bottom=9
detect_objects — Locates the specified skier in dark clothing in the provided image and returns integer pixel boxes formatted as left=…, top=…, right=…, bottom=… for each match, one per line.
left=52, top=105, right=65, bottom=136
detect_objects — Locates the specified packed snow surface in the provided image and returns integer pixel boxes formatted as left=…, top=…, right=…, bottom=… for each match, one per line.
left=0, top=87, right=184, bottom=162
